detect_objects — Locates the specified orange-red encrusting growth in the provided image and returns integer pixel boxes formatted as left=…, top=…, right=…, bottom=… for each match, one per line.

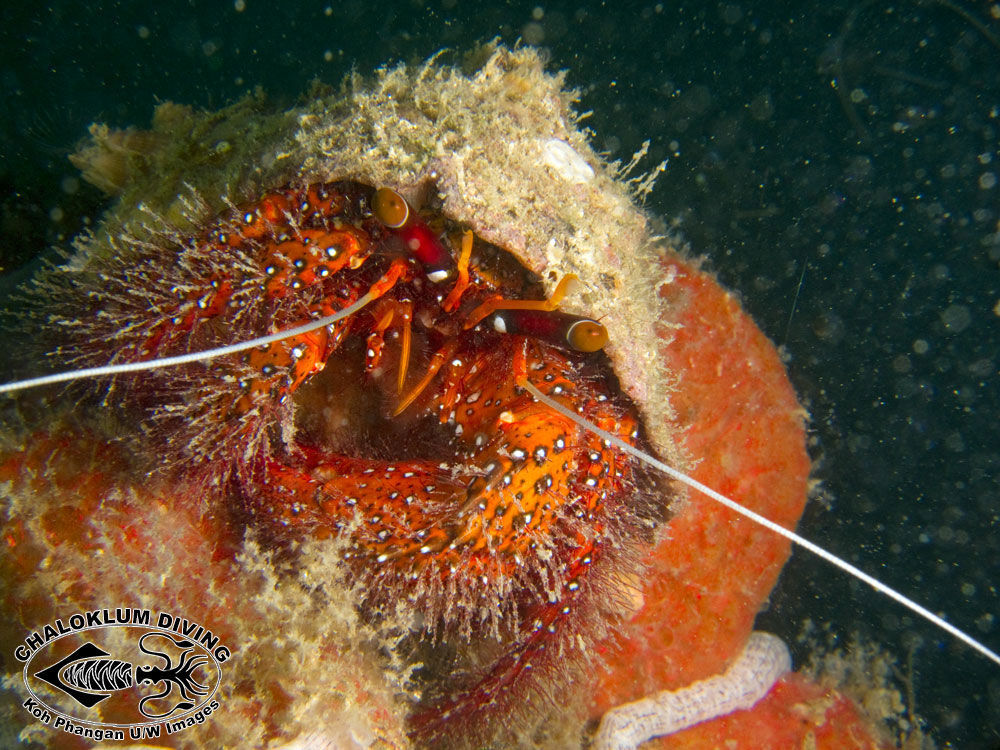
left=659, top=673, right=893, bottom=749
left=589, top=255, right=890, bottom=747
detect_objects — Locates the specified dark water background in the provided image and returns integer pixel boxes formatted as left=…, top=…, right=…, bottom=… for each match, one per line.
left=1, top=1, right=998, bottom=747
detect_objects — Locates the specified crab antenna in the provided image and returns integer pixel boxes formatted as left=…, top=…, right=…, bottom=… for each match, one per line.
left=0, top=292, right=378, bottom=396
left=2, top=294, right=997, bottom=670
left=518, top=376, right=1000, bottom=668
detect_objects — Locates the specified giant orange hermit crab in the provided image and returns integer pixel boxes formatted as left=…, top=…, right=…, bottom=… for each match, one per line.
left=50, top=176, right=667, bottom=739
left=0, top=46, right=947, bottom=748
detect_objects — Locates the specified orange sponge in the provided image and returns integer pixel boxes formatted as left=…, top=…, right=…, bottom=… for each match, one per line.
left=589, top=255, right=889, bottom=747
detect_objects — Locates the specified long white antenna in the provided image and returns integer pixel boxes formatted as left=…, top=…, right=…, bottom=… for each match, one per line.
left=518, top=377, right=1000, bottom=668
left=1, top=298, right=997, bottom=668
left=0, top=292, right=377, bottom=395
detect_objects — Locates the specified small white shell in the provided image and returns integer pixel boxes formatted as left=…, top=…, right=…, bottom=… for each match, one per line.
left=540, top=137, right=595, bottom=184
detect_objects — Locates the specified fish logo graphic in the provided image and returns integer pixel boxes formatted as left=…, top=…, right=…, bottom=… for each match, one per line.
left=35, top=632, right=211, bottom=718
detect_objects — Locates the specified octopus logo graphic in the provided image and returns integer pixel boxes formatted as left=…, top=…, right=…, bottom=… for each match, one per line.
left=16, top=610, right=227, bottom=742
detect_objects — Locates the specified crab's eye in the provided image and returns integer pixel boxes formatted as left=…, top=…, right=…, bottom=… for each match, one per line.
left=373, top=187, right=455, bottom=282
left=565, top=319, right=609, bottom=352
left=373, top=187, right=410, bottom=229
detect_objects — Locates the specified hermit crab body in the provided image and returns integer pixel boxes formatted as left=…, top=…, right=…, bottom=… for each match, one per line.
left=46, top=176, right=668, bottom=741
